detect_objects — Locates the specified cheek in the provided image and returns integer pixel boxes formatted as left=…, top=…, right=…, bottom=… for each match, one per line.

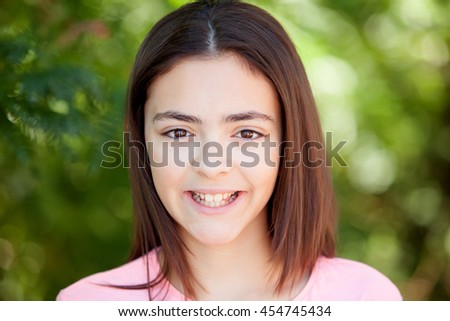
left=147, top=140, right=187, bottom=208
left=150, top=166, right=176, bottom=200
left=150, top=164, right=187, bottom=224
left=231, top=138, right=281, bottom=171
left=248, top=162, right=279, bottom=187
left=234, top=140, right=280, bottom=189
left=147, top=137, right=196, bottom=167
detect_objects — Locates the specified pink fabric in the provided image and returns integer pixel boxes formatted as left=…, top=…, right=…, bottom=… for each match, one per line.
left=57, top=249, right=402, bottom=301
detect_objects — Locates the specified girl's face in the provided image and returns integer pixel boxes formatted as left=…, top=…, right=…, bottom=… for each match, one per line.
left=144, top=54, right=282, bottom=246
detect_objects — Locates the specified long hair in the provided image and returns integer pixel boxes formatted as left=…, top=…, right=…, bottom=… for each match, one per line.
left=124, top=0, right=336, bottom=300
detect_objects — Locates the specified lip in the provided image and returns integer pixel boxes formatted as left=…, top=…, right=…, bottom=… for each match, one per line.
left=183, top=190, right=246, bottom=215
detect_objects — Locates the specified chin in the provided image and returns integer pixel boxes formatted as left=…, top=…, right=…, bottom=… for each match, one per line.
left=186, top=226, right=242, bottom=246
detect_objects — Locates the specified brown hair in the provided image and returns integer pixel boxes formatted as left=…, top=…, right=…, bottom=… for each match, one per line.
left=125, top=0, right=336, bottom=299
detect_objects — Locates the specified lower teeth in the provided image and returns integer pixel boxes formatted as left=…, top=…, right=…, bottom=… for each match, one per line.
left=192, top=192, right=238, bottom=207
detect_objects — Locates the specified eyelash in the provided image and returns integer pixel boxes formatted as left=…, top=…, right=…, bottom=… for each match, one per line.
left=163, top=128, right=193, bottom=139
left=162, top=128, right=264, bottom=140
left=235, top=129, right=263, bottom=140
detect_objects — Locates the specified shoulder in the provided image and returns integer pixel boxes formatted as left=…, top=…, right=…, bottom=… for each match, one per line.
left=298, top=256, right=402, bottom=300
left=56, top=249, right=179, bottom=301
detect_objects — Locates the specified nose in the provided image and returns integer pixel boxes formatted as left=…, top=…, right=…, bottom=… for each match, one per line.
left=192, top=140, right=233, bottom=178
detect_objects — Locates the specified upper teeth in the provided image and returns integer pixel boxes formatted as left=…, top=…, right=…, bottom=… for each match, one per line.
left=193, top=192, right=235, bottom=202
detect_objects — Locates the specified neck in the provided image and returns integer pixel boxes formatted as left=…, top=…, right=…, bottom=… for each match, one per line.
left=191, top=232, right=273, bottom=299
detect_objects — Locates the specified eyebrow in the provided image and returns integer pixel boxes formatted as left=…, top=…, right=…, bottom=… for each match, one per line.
left=153, top=110, right=275, bottom=124
left=153, top=111, right=201, bottom=124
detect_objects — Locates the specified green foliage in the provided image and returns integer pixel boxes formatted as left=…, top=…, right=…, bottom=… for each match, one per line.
left=1, top=0, right=449, bottom=300
left=1, top=30, right=108, bottom=157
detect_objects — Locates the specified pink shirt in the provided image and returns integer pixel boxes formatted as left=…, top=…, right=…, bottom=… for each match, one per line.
left=57, top=249, right=402, bottom=300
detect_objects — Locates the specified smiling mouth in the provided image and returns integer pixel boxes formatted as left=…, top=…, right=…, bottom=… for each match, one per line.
left=190, top=191, right=240, bottom=208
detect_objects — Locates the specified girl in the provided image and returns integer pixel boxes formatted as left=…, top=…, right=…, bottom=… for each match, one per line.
left=58, top=0, right=402, bottom=300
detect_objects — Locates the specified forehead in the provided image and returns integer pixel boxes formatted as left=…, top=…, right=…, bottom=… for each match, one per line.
left=144, top=54, right=280, bottom=122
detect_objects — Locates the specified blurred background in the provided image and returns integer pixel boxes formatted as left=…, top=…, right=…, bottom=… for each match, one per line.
left=0, top=0, right=449, bottom=300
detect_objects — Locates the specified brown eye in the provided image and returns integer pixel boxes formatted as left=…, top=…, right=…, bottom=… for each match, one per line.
left=237, top=129, right=262, bottom=140
left=174, top=129, right=188, bottom=137
left=164, top=128, right=192, bottom=139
